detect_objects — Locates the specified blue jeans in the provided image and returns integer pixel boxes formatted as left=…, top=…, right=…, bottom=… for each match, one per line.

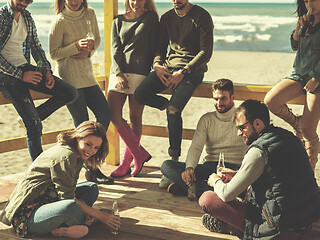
left=0, top=64, right=78, bottom=161
left=27, top=182, right=98, bottom=237
left=67, top=85, right=112, bottom=129
left=161, top=160, right=240, bottom=198
left=134, top=70, right=203, bottom=157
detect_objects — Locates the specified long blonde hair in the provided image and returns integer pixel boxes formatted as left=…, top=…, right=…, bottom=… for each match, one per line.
left=55, top=0, right=88, bottom=15
left=124, top=0, right=157, bottom=13
left=57, top=121, right=108, bottom=168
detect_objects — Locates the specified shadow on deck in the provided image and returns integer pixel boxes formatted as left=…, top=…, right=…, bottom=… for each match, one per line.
left=0, top=166, right=319, bottom=240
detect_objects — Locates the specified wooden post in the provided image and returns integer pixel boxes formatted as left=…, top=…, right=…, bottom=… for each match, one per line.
left=104, top=0, right=120, bottom=165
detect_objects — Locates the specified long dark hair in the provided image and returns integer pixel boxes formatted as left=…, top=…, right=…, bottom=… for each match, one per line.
left=55, top=0, right=88, bottom=15
left=57, top=121, right=109, bottom=168
left=296, top=0, right=307, bottom=17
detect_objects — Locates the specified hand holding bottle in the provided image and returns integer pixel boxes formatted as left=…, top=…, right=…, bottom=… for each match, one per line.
left=298, top=8, right=314, bottom=38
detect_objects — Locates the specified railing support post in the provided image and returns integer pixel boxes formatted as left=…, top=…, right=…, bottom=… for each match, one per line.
left=104, top=0, right=120, bottom=165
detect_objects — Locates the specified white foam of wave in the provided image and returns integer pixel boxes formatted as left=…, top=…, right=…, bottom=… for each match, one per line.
left=255, top=34, right=271, bottom=41
left=215, top=23, right=256, bottom=32
left=215, top=35, right=243, bottom=43
left=213, top=15, right=295, bottom=32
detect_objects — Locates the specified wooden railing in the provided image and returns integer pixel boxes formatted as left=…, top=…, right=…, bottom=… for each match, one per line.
left=0, top=77, right=308, bottom=166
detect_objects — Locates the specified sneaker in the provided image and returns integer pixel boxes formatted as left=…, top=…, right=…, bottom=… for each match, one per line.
left=202, top=213, right=243, bottom=238
left=51, top=225, right=89, bottom=239
left=167, top=182, right=186, bottom=196
left=159, top=175, right=173, bottom=189
left=17, top=116, right=26, bottom=130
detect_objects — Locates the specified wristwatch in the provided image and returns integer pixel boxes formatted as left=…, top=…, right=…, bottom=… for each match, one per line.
left=181, top=68, right=188, bottom=76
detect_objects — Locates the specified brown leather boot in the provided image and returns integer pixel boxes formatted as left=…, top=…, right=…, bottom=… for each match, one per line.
left=273, top=105, right=304, bottom=144
left=304, top=135, right=319, bottom=170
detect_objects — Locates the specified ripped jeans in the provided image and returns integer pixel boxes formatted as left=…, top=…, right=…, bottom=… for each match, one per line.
left=0, top=64, right=78, bottom=161
left=134, top=69, right=203, bottom=157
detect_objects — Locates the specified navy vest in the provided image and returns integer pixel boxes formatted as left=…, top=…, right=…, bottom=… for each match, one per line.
left=244, top=125, right=320, bottom=240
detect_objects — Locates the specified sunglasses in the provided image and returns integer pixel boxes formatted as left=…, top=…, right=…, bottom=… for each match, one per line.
left=236, top=121, right=250, bottom=132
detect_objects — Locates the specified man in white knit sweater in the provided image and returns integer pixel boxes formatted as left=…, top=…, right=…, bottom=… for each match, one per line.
left=161, top=79, right=247, bottom=199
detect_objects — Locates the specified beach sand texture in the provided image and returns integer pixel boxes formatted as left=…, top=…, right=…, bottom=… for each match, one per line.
left=1, top=50, right=319, bottom=183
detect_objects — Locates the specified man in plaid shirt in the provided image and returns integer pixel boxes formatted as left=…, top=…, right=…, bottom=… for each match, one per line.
left=0, top=0, right=77, bottom=161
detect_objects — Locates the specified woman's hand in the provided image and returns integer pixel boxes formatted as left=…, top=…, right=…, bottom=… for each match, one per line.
left=74, top=198, right=121, bottom=230
left=303, top=78, right=319, bottom=92
left=97, top=211, right=121, bottom=231
left=304, top=77, right=319, bottom=93
left=116, top=73, right=129, bottom=89
left=75, top=39, right=93, bottom=51
left=293, top=17, right=303, bottom=41
left=71, top=49, right=90, bottom=60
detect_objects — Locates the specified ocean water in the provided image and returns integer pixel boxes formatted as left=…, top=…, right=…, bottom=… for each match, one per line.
left=2, top=2, right=298, bottom=53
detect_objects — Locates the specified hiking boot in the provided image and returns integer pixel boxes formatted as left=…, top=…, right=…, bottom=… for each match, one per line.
left=51, top=225, right=89, bottom=239
left=159, top=175, right=173, bottom=189
left=167, top=182, right=186, bottom=196
left=202, top=213, right=243, bottom=238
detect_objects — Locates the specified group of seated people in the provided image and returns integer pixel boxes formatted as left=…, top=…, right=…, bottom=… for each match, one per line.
left=1, top=0, right=320, bottom=239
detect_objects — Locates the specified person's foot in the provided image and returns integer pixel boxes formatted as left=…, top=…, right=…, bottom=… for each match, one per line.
left=51, top=225, right=89, bottom=239
left=167, top=182, right=186, bottom=196
left=159, top=175, right=173, bottom=189
left=202, top=213, right=243, bottom=238
left=85, top=168, right=114, bottom=185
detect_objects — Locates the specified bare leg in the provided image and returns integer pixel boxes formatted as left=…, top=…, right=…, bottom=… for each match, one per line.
left=128, top=94, right=144, bottom=137
left=302, top=93, right=320, bottom=170
left=264, top=79, right=305, bottom=140
left=107, top=91, right=127, bottom=129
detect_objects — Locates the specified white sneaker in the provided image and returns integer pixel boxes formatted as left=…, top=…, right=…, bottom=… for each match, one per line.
left=159, top=175, right=173, bottom=189
left=17, top=116, right=26, bottom=130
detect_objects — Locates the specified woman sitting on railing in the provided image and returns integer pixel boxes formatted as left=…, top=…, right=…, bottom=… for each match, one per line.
left=0, top=121, right=120, bottom=239
left=264, top=0, right=320, bottom=170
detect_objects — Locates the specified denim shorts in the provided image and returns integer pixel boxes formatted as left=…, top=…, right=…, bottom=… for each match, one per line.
left=286, top=73, right=320, bottom=94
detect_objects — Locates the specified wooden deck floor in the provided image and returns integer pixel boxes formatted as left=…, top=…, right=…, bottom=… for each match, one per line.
left=0, top=165, right=319, bottom=240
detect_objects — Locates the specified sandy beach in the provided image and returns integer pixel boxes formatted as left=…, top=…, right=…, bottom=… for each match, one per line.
left=1, top=50, right=317, bottom=179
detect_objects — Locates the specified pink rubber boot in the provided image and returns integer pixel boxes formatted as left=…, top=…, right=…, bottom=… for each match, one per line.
left=111, top=133, right=141, bottom=178
left=116, top=124, right=151, bottom=177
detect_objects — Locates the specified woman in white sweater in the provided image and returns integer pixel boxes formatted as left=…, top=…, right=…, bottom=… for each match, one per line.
left=49, top=0, right=113, bottom=184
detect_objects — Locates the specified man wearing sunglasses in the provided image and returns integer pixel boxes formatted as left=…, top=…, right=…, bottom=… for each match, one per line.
left=199, top=99, right=320, bottom=239
left=160, top=79, right=247, bottom=203
left=0, top=0, right=77, bottom=161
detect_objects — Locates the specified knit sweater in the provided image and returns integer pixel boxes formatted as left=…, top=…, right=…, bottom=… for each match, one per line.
left=49, top=6, right=100, bottom=89
left=154, top=5, right=213, bottom=74
left=110, top=11, right=159, bottom=76
left=185, top=105, right=247, bottom=170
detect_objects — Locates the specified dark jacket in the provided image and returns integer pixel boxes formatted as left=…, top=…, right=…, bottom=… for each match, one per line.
left=244, top=125, right=320, bottom=240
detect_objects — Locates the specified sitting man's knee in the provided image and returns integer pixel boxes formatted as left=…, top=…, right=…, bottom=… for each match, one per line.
left=160, top=160, right=172, bottom=173
left=66, top=86, right=78, bottom=104
left=26, top=117, right=43, bottom=135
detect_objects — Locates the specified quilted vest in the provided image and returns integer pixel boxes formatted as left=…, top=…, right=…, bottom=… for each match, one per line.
left=244, top=125, right=320, bottom=240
